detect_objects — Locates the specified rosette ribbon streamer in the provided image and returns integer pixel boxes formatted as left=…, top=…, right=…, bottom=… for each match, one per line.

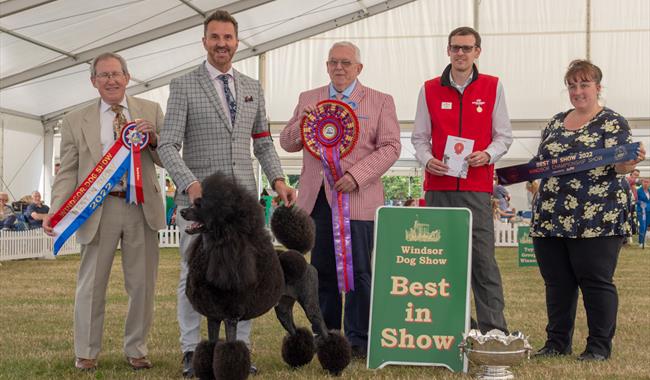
left=301, top=100, right=359, bottom=293
left=50, top=122, right=149, bottom=255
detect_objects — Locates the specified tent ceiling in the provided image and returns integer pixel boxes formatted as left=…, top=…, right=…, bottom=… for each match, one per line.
left=0, top=0, right=414, bottom=118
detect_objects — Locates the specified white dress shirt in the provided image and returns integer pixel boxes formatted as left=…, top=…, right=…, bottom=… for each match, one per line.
left=205, top=61, right=236, bottom=125
left=100, top=98, right=131, bottom=191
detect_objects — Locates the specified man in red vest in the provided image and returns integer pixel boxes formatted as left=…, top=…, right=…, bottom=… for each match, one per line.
left=411, top=26, right=513, bottom=333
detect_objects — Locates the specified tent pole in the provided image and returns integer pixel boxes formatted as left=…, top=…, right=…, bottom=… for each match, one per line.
left=473, top=0, right=480, bottom=31
left=42, top=121, right=55, bottom=204
left=586, top=0, right=591, bottom=60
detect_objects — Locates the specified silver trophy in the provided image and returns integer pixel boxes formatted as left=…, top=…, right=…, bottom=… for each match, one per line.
left=459, top=329, right=531, bottom=380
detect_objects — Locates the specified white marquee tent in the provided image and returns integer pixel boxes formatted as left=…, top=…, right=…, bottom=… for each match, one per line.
left=1, top=0, right=649, bottom=210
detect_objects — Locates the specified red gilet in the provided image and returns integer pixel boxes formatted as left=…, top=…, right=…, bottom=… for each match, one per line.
left=423, top=67, right=498, bottom=193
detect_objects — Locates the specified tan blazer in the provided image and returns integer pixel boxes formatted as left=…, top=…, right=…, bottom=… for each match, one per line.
left=51, top=96, right=166, bottom=244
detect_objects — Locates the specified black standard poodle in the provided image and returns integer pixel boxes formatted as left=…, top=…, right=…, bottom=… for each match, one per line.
left=181, top=172, right=351, bottom=380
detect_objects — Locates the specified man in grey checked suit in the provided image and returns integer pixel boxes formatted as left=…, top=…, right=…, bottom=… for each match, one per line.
left=158, top=10, right=295, bottom=378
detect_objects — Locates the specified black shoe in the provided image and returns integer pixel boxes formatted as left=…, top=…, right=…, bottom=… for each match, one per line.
left=533, top=346, right=570, bottom=358
left=577, top=351, right=607, bottom=361
left=182, top=351, right=194, bottom=378
left=250, top=363, right=258, bottom=375
left=350, top=345, right=367, bottom=359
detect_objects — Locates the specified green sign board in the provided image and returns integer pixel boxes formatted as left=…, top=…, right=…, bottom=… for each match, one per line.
left=368, top=207, right=471, bottom=372
left=517, top=226, right=537, bottom=267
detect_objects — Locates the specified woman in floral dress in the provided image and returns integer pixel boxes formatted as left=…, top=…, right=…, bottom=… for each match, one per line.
left=530, top=60, right=645, bottom=361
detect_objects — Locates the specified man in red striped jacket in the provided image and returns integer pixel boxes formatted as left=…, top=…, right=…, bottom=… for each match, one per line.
left=411, top=27, right=513, bottom=334
left=280, top=41, right=401, bottom=359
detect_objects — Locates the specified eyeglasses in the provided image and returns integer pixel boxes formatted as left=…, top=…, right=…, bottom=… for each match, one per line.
left=449, top=45, right=477, bottom=53
left=95, top=71, right=126, bottom=80
left=327, top=59, right=355, bottom=68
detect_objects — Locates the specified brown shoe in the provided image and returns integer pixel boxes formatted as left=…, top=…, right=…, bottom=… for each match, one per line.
left=127, top=356, right=153, bottom=370
left=74, top=357, right=97, bottom=371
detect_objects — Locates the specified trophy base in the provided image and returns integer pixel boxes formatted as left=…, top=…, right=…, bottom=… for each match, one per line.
left=476, top=365, right=514, bottom=380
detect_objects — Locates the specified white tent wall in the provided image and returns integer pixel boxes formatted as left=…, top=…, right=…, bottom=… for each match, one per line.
left=0, top=112, right=47, bottom=203
left=264, top=0, right=650, bottom=121
left=2, top=0, right=648, bottom=210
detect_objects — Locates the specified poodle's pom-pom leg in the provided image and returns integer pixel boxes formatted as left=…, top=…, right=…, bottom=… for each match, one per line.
left=281, top=327, right=315, bottom=368
left=213, top=340, right=251, bottom=380
left=316, top=330, right=351, bottom=376
left=271, top=206, right=315, bottom=253
left=193, top=340, right=217, bottom=380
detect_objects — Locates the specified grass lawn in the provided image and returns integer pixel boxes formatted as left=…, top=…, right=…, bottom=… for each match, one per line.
left=0, top=244, right=648, bottom=380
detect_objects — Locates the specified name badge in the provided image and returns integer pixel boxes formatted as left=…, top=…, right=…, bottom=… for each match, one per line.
left=441, top=102, right=452, bottom=110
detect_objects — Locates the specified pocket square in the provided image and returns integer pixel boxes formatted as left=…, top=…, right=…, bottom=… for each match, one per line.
left=245, top=96, right=253, bottom=102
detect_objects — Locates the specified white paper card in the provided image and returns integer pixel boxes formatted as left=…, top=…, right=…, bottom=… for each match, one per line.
left=443, top=136, right=474, bottom=178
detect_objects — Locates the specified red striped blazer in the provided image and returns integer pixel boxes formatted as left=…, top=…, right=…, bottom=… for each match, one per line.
left=280, top=82, right=401, bottom=221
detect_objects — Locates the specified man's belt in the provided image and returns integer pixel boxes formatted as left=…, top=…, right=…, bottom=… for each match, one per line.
left=109, top=191, right=127, bottom=199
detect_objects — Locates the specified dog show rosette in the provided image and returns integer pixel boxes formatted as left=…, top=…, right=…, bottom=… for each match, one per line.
left=301, top=99, right=359, bottom=293
left=50, top=121, right=149, bottom=255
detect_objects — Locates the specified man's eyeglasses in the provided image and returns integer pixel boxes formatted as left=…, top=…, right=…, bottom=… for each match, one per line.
left=449, top=45, right=477, bottom=53
left=95, top=71, right=126, bottom=80
left=326, top=59, right=355, bottom=68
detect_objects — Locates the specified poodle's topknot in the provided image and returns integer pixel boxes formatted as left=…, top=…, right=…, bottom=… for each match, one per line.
left=271, top=206, right=315, bottom=254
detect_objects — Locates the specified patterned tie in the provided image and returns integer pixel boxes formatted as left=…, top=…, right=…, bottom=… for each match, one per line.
left=218, top=74, right=237, bottom=126
left=111, top=104, right=127, bottom=140
left=335, top=92, right=344, bottom=101
left=110, top=104, right=127, bottom=190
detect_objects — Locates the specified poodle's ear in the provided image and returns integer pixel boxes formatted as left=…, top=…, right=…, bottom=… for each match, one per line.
left=271, top=206, right=315, bottom=254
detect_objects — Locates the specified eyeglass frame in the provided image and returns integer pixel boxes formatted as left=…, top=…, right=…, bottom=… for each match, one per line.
left=326, top=59, right=357, bottom=68
left=448, top=44, right=478, bottom=54
left=94, top=71, right=127, bottom=80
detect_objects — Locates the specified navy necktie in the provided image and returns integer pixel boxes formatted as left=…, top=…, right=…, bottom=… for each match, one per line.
left=218, top=74, right=237, bottom=125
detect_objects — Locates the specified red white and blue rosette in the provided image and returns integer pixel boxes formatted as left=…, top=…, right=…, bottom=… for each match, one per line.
left=301, top=100, right=359, bottom=293
left=121, top=122, right=149, bottom=204
left=50, top=121, right=149, bottom=255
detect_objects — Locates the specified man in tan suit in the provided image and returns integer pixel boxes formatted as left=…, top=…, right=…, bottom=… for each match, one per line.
left=43, top=52, right=165, bottom=371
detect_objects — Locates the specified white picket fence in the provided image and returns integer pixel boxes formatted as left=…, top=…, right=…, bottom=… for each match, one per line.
left=0, top=226, right=182, bottom=261
left=0, top=222, right=523, bottom=262
left=494, top=221, right=519, bottom=247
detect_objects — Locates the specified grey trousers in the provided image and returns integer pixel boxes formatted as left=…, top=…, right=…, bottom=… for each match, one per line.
left=425, top=190, right=508, bottom=333
left=176, top=206, right=251, bottom=353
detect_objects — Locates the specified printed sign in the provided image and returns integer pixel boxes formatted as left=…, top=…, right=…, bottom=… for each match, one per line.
left=368, top=207, right=471, bottom=372
left=517, top=225, right=537, bottom=267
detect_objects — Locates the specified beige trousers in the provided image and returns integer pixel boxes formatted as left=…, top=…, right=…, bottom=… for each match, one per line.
left=74, top=195, right=159, bottom=359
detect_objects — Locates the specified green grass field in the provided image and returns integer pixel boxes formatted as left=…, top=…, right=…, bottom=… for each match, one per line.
left=0, top=245, right=648, bottom=380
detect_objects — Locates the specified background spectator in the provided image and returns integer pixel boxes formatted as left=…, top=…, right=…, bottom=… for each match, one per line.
left=627, top=169, right=640, bottom=202
left=637, top=178, right=650, bottom=248
left=525, top=180, right=540, bottom=209
left=492, top=197, right=516, bottom=222
left=165, top=178, right=176, bottom=226
left=24, top=191, right=49, bottom=229
left=404, top=198, right=417, bottom=207
left=0, top=192, right=17, bottom=231
left=493, top=177, right=511, bottom=211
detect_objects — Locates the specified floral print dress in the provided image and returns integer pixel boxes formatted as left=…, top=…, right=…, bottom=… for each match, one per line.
left=530, top=107, right=634, bottom=238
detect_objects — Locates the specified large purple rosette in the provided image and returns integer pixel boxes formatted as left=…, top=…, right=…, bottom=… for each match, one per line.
left=301, top=100, right=359, bottom=293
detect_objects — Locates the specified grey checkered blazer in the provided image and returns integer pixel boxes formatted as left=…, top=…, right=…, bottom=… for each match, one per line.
left=158, top=63, right=284, bottom=206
